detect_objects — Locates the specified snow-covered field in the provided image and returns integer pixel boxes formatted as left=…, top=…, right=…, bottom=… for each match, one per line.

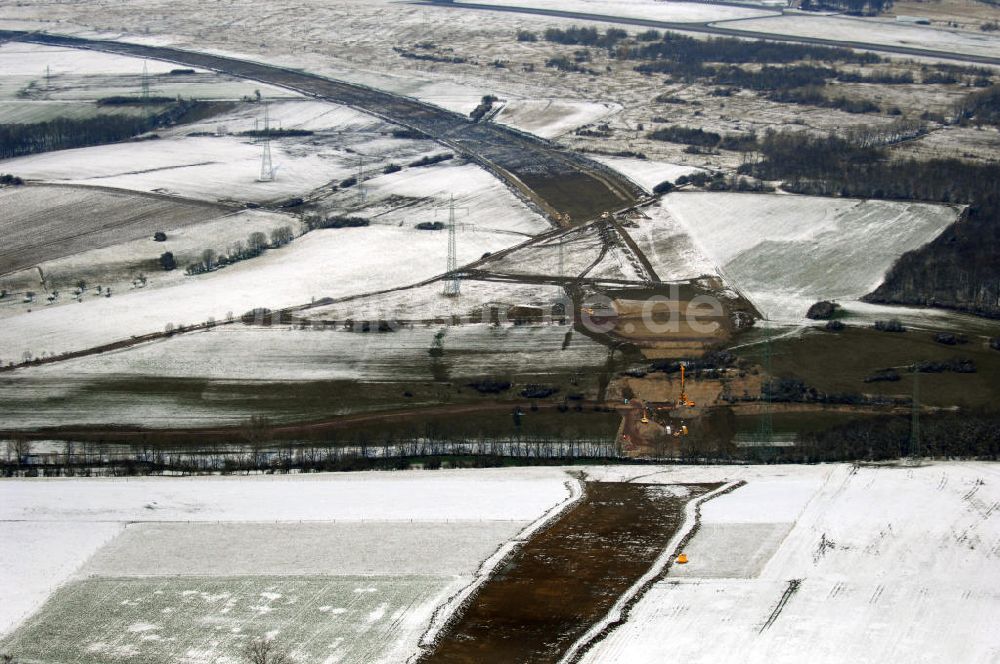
left=464, top=0, right=778, bottom=23
left=0, top=521, right=124, bottom=636
left=480, top=222, right=643, bottom=281
left=0, top=468, right=573, bottom=657
left=492, top=99, right=620, bottom=139
left=2, top=135, right=352, bottom=204
left=715, top=13, right=1000, bottom=61
left=0, top=221, right=522, bottom=360
left=580, top=462, right=1000, bottom=664
left=0, top=43, right=296, bottom=103
left=654, top=192, right=961, bottom=322
left=591, top=156, right=702, bottom=195
left=0, top=184, right=227, bottom=277
left=304, top=278, right=568, bottom=323
left=0, top=323, right=606, bottom=427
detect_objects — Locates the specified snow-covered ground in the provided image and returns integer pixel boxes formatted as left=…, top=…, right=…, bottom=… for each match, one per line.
left=624, top=205, right=717, bottom=282
left=0, top=468, right=570, bottom=523
left=0, top=469, right=573, bottom=662
left=580, top=462, right=1000, bottom=664
left=0, top=222, right=521, bottom=360
left=492, top=99, right=620, bottom=139
left=0, top=43, right=296, bottom=103
left=0, top=43, right=184, bottom=78
left=715, top=13, right=1000, bottom=61
left=304, top=279, right=568, bottom=322
left=656, top=192, right=960, bottom=322
left=591, top=156, right=703, bottom=194
left=0, top=522, right=124, bottom=636
left=0, top=323, right=606, bottom=427
left=2, top=135, right=353, bottom=204
left=464, top=0, right=778, bottom=23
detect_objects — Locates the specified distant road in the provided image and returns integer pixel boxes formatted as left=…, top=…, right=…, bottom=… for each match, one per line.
left=416, top=1, right=1000, bottom=67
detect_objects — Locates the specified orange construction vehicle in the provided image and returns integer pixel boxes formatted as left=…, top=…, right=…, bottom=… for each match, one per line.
left=677, top=362, right=696, bottom=408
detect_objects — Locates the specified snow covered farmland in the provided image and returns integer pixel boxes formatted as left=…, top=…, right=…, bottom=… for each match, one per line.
left=713, top=13, right=1000, bottom=61
left=0, top=323, right=609, bottom=427
left=643, top=192, right=961, bottom=322
left=463, top=0, right=778, bottom=23
left=0, top=469, right=574, bottom=663
left=580, top=462, right=1000, bottom=664
left=0, top=42, right=295, bottom=105
left=493, top=100, right=620, bottom=139
left=0, top=184, right=226, bottom=275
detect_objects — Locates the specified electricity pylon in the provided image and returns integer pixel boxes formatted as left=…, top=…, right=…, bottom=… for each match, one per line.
left=434, top=195, right=469, bottom=297
left=258, top=102, right=274, bottom=182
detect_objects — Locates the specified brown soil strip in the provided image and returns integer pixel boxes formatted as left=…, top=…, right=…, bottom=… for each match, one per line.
left=419, top=481, right=718, bottom=664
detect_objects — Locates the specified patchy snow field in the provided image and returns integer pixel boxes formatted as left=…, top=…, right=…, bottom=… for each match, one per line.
left=0, top=469, right=572, bottom=661
left=580, top=462, right=1000, bottom=664
left=358, top=160, right=550, bottom=237
left=0, top=208, right=302, bottom=292
left=0, top=323, right=606, bottom=427
left=2, top=575, right=464, bottom=664
left=0, top=184, right=227, bottom=277
left=305, top=278, right=568, bottom=322
left=658, top=192, right=960, bottom=322
left=591, top=156, right=702, bottom=194
left=492, top=99, right=620, bottom=139
left=715, top=14, right=1000, bottom=61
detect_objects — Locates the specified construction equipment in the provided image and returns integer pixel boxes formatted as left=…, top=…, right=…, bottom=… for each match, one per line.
left=677, top=362, right=696, bottom=408
left=676, top=553, right=688, bottom=564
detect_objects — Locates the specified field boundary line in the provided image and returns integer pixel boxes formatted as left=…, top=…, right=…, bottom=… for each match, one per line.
left=558, top=479, right=745, bottom=664
left=412, top=474, right=586, bottom=657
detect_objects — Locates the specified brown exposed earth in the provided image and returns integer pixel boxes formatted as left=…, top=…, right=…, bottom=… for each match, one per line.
left=418, top=481, right=717, bottom=664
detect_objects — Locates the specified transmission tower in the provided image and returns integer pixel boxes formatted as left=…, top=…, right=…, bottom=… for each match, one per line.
left=357, top=156, right=367, bottom=206
left=258, top=102, right=274, bottom=182
left=444, top=196, right=460, bottom=296
left=433, top=195, right=470, bottom=297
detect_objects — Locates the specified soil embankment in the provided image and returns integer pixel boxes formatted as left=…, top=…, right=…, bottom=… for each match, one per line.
left=419, top=481, right=717, bottom=664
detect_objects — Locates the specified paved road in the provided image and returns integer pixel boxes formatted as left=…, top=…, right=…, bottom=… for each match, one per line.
left=417, top=1, right=1000, bottom=67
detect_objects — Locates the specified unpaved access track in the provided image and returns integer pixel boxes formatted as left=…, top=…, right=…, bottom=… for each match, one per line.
left=0, top=31, right=644, bottom=222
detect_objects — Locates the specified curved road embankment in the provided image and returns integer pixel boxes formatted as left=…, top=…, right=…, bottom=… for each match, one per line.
left=0, top=30, right=644, bottom=222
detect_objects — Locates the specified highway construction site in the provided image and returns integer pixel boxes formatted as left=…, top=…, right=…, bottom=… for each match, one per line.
left=1, top=18, right=998, bottom=465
